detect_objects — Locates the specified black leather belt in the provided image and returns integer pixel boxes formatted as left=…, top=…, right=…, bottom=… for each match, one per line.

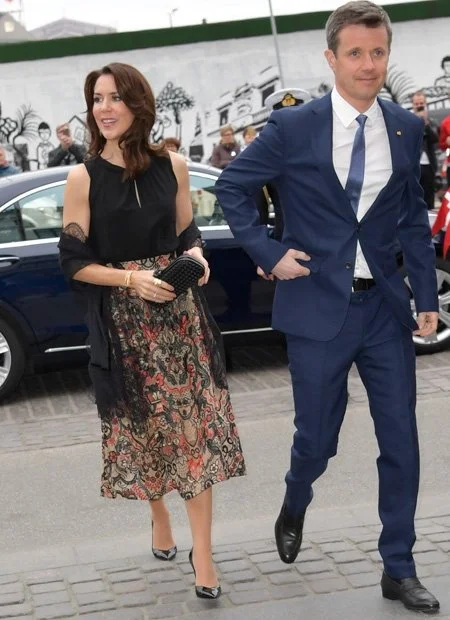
left=352, top=278, right=376, bottom=292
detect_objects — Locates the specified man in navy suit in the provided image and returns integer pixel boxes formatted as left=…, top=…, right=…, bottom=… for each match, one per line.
left=216, top=0, right=440, bottom=613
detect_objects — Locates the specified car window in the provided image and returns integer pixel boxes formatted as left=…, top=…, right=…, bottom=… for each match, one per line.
left=17, top=184, right=65, bottom=240
left=0, top=204, right=23, bottom=243
left=189, top=173, right=227, bottom=226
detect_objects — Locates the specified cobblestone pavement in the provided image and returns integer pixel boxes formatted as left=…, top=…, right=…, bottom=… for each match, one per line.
left=1, top=347, right=450, bottom=618
left=1, top=515, right=450, bottom=619
left=0, top=347, right=450, bottom=453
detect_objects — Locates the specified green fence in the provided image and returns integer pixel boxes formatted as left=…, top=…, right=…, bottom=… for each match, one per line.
left=0, top=0, right=448, bottom=64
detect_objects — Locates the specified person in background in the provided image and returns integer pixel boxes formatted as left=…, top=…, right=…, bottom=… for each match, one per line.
left=411, top=92, right=439, bottom=210
left=0, top=145, right=20, bottom=177
left=48, top=123, right=87, bottom=167
left=240, top=126, right=269, bottom=231
left=164, top=136, right=191, bottom=161
left=264, top=88, right=311, bottom=111
left=241, top=126, right=257, bottom=150
left=164, top=136, right=181, bottom=153
left=210, top=125, right=240, bottom=169
left=439, top=108, right=450, bottom=188
left=260, top=88, right=312, bottom=246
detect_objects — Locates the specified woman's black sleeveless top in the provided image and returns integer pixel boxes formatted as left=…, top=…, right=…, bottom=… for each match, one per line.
left=85, top=155, right=178, bottom=263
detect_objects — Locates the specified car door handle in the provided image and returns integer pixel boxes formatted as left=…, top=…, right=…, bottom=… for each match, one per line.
left=0, top=256, right=20, bottom=268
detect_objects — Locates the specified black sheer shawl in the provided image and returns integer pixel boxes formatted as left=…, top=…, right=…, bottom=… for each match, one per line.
left=58, top=223, right=121, bottom=412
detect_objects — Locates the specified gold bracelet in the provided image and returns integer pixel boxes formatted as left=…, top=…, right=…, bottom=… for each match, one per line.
left=124, top=271, right=133, bottom=287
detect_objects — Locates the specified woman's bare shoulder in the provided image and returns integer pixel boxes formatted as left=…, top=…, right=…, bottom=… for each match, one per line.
left=65, top=164, right=91, bottom=201
left=168, top=150, right=188, bottom=173
left=67, top=163, right=90, bottom=184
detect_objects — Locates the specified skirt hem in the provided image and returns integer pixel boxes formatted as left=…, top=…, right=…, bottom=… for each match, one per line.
left=100, top=468, right=246, bottom=502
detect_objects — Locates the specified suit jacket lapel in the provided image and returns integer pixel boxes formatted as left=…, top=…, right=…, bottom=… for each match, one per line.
left=310, top=94, right=357, bottom=222
left=378, top=97, right=408, bottom=182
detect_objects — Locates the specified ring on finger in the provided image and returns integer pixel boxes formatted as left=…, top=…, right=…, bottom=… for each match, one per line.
left=153, top=278, right=161, bottom=287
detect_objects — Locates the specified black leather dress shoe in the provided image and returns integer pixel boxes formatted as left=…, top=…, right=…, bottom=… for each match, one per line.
left=381, top=571, right=440, bottom=614
left=274, top=502, right=306, bottom=564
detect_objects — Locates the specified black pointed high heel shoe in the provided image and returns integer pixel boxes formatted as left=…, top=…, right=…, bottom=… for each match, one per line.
left=189, top=548, right=221, bottom=600
left=151, top=521, right=177, bottom=561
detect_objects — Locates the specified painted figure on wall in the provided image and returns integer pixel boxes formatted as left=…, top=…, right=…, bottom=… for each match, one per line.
left=150, top=114, right=170, bottom=143
left=36, top=121, right=55, bottom=169
left=10, top=105, right=39, bottom=171
left=156, top=81, right=195, bottom=142
left=435, top=55, right=450, bottom=91
left=0, top=102, right=40, bottom=171
left=189, top=113, right=204, bottom=162
left=0, top=104, right=18, bottom=144
left=380, top=63, right=416, bottom=104
left=67, top=115, right=88, bottom=146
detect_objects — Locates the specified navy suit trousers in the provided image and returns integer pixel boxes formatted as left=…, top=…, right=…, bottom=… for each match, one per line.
left=285, top=286, right=419, bottom=579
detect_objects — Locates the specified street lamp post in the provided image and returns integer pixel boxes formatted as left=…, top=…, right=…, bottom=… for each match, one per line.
left=268, top=0, right=285, bottom=88
left=168, top=7, right=178, bottom=28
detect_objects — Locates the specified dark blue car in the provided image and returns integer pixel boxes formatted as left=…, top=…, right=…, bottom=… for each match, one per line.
left=0, top=164, right=449, bottom=400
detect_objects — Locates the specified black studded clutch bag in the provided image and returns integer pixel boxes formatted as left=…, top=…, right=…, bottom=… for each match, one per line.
left=154, top=255, right=205, bottom=298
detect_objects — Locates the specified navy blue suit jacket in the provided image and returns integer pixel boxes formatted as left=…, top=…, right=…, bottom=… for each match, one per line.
left=215, top=93, right=438, bottom=341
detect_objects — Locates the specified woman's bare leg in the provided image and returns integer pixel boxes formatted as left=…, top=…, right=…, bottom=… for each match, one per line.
left=150, top=497, right=176, bottom=550
left=185, top=487, right=218, bottom=587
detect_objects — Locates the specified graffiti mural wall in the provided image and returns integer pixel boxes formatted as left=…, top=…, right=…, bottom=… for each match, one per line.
left=0, top=14, right=449, bottom=169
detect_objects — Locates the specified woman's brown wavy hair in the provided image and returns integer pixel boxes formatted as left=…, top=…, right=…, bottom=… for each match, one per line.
left=84, top=62, right=167, bottom=179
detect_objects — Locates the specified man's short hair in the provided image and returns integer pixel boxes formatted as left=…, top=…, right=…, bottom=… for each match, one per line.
left=325, top=0, right=392, bottom=55
left=441, top=55, right=450, bottom=69
left=412, top=91, right=426, bottom=101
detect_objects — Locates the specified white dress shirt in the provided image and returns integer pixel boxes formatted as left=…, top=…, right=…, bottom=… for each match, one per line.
left=331, top=87, right=392, bottom=279
left=420, top=150, right=430, bottom=165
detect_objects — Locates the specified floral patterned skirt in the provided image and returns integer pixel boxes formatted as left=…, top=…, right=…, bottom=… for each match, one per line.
left=101, top=255, right=246, bottom=501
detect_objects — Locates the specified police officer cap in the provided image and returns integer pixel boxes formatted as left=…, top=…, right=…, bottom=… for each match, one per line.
left=264, top=87, right=311, bottom=111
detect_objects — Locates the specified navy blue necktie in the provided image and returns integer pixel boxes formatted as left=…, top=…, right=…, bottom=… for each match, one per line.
left=345, top=114, right=367, bottom=214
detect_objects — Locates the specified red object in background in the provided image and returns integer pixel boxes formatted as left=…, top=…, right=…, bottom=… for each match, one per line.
left=432, top=190, right=450, bottom=259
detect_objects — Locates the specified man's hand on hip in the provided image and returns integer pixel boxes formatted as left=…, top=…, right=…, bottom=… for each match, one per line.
left=414, top=311, right=439, bottom=337
left=256, top=266, right=275, bottom=280
left=271, top=249, right=311, bottom=280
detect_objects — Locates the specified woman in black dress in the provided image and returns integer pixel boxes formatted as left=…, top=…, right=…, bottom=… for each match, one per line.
left=59, top=63, right=245, bottom=599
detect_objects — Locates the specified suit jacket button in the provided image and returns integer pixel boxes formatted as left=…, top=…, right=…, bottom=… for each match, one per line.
left=345, top=262, right=353, bottom=269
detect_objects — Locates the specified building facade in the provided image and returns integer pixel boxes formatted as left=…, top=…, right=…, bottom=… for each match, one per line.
left=30, top=18, right=116, bottom=40
left=0, top=12, right=33, bottom=43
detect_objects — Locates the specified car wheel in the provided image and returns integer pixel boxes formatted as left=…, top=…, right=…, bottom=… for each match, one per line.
left=0, top=317, right=26, bottom=400
left=404, top=258, right=450, bottom=354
